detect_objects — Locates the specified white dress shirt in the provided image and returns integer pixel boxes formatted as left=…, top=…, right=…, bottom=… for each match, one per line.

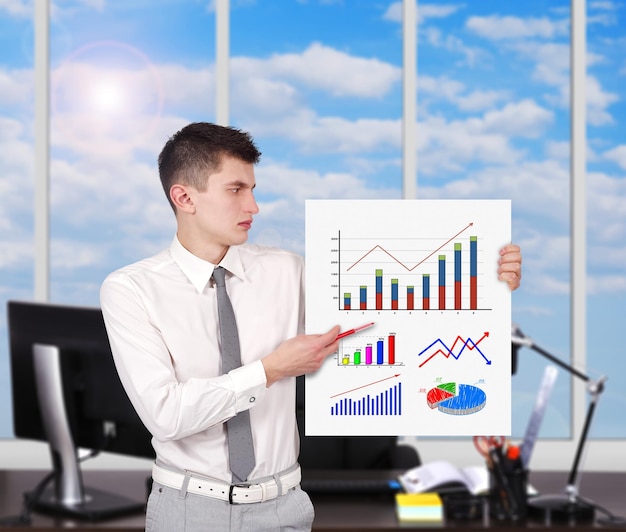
left=100, top=236, right=305, bottom=482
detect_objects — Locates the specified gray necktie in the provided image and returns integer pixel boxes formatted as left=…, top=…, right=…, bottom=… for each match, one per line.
left=213, top=266, right=256, bottom=483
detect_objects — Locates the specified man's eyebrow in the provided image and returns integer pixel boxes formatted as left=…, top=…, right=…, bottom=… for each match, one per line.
left=224, top=180, right=256, bottom=189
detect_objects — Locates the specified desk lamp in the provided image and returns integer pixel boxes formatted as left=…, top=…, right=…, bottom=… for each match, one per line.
left=511, top=324, right=604, bottom=523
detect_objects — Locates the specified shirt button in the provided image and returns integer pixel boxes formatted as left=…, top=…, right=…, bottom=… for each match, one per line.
left=249, top=397, right=256, bottom=403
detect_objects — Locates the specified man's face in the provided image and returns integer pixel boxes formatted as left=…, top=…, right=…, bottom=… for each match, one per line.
left=188, top=156, right=259, bottom=252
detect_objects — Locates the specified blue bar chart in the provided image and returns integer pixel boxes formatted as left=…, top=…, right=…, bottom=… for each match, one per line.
left=330, top=381, right=402, bottom=416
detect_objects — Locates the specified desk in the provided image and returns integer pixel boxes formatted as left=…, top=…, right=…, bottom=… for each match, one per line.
left=0, top=469, right=624, bottom=531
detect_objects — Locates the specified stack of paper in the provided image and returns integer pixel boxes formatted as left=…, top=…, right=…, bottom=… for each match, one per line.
left=395, top=492, right=443, bottom=523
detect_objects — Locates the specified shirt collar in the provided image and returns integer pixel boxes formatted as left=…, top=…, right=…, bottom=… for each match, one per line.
left=170, top=236, right=246, bottom=293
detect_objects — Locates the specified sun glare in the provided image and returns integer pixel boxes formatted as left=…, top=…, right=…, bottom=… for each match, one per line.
left=52, top=40, right=164, bottom=154
left=90, top=80, right=125, bottom=114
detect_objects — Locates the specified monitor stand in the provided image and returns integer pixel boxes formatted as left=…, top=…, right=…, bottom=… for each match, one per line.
left=31, top=344, right=145, bottom=520
left=28, top=485, right=145, bottom=521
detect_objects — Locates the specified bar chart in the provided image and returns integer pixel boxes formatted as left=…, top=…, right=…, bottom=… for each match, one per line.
left=337, top=333, right=400, bottom=366
left=339, top=229, right=484, bottom=312
left=330, top=381, right=402, bottom=417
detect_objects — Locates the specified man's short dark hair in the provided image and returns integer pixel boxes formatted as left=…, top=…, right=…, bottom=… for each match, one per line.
left=158, top=122, right=262, bottom=212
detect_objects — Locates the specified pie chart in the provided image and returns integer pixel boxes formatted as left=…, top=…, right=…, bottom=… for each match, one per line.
left=426, top=382, right=486, bottom=415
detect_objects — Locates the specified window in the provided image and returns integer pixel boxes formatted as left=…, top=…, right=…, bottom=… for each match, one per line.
left=1, top=1, right=624, bottom=470
left=229, top=1, right=404, bottom=252
left=0, top=3, right=34, bottom=438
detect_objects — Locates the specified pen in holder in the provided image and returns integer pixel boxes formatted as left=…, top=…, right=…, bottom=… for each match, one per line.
left=488, top=445, right=527, bottom=521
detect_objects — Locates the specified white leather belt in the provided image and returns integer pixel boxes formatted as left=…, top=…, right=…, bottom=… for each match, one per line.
left=152, top=463, right=301, bottom=504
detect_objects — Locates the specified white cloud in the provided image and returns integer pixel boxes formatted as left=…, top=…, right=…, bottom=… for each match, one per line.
left=421, top=26, right=484, bottom=66
left=517, top=42, right=570, bottom=88
left=604, top=145, right=626, bottom=169
left=417, top=115, right=524, bottom=175
left=0, top=240, right=32, bottom=269
left=586, top=75, right=619, bottom=126
left=235, top=42, right=401, bottom=99
left=545, top=140, right=569, bottom=160
left=383, top=2, right=464, bottom=25
left=0, top=0, right=30, bottom=17
left=0, top=140, right=33, bottom=283
left=588, top=275, right=626, bottom=294
left=480, top=99, right=554, bottom=138
left=0, top=68, right=33, bottom=106
left=154, top=64, right=214, bottom=109
left=417, top=3, right=463, bottom=24
left=229, top=73, right=301, bottom=116
left=586, top=170, right=626, bottom=242
left=257, top=162, right=397, bottom=204
left=414, top=99, right=554, bottom=176
left=0, top=116, right=34, bottom=241
left=419, top=75, right=509, bottom=112
left=588, top=0, right=620, bottom=25
left=456, top=89, right=511, bottom=112
left=423, top=159, right=570, bottom=222
left=590, top=1, right=619, bottom=9
left=48, top=151, right=173, bottom=250
left=247, top=110, right=401, bottom=155
left=466, top=15, right=569, bottom=41
left=381, top=2, right=400, bottom=23
left=51, top=238, right=107, bottom=270
left=419, top=75, right=465, bottom=100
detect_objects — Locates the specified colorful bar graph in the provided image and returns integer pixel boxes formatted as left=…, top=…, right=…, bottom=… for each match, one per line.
left=454, top=243, right=462, bottom=310
left=340, top=334, right=398, bottom=366
left=330, top=382, right=402, bottom=416
left=375, top=269, right=383, bottom=310
left=391, top=279, right=398, bottom=310
left=470, top=236, right=478, bottom=310
left=341, top=235, right=481, bottom=311
left=407, top=286, right=414, bottom=310
left=438, top=255, right=446, bottom=310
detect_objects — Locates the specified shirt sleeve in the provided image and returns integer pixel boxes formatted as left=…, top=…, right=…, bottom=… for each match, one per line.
left=100, top=273, right=267, bottom=443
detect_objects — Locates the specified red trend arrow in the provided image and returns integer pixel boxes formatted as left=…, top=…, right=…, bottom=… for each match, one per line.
left=346, top=222, right=474, bottom=272
left=330, top=374, right=401, bottom=399
left=418, top=332, right=490, bottom=368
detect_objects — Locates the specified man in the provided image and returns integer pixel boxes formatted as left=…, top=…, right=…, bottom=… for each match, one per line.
left=101, top=122, right=522, bottom=531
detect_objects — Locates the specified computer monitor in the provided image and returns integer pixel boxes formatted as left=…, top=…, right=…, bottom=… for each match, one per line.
left=7, top=300, right=154, bottom=521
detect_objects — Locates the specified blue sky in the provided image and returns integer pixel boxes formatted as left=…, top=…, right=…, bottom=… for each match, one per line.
left=0, top=0, right=624, bottom=440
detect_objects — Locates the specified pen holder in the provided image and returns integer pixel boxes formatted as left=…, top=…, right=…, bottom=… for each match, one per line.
left=488, top=466, right=528, bottom=521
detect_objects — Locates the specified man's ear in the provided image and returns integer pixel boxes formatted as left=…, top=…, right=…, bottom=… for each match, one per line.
left=170, top=184, right=195, bottom=213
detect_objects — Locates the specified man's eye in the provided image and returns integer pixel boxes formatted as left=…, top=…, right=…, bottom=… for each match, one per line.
left=230, top=188, right=240, bottom=193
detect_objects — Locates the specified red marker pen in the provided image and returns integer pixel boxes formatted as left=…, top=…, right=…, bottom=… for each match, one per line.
left=336, top=322, right=375, bottom=340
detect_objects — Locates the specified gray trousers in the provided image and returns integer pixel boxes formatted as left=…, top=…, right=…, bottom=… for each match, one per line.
left=146, top=481, right=315, bottom=532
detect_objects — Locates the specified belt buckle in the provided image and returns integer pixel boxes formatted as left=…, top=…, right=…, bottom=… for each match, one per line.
left=228, top=483, right=251, bottom=505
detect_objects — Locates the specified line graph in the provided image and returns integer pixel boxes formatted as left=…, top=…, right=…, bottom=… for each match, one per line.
left=417, top=332, right=492, bottom=367
left=330, top=374, right=401, bottom=398
left=346, top=222, right=474, bottom=272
